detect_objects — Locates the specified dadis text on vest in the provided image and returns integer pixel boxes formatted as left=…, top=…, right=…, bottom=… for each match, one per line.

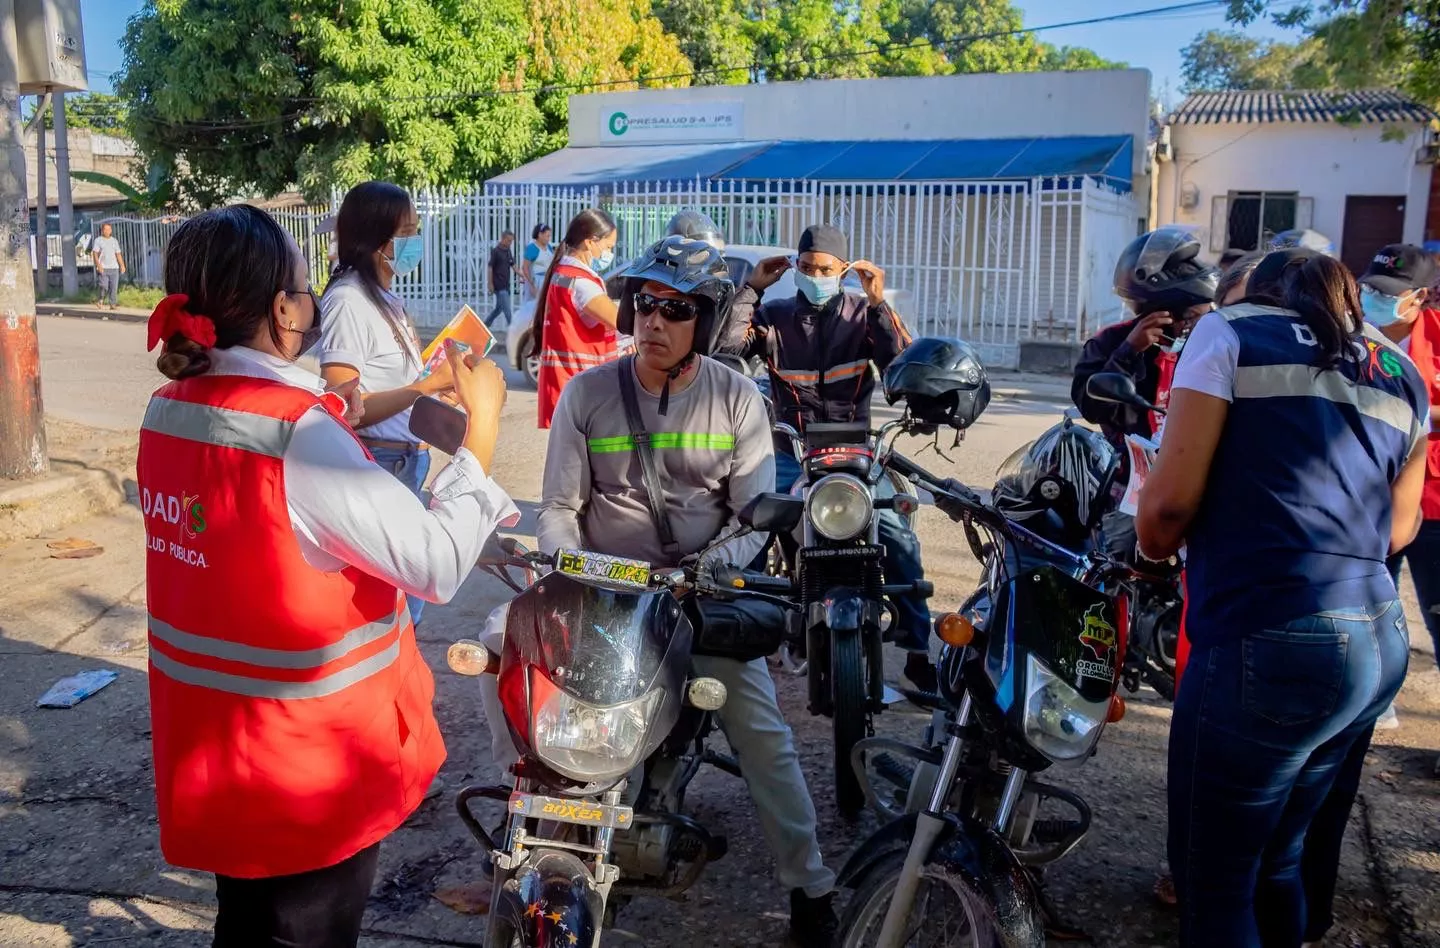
left=142, top=487, right=210, bottom=569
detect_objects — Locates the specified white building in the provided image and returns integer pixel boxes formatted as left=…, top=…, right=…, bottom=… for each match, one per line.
left=1154, top=90, right=1436, bottom=273
left=484, top=70, right=1152, bottom=368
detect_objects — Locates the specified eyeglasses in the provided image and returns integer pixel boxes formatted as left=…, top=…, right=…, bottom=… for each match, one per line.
left=285, top=285, right=321, bottom=310
left=634, top=292, right=699, bottom=323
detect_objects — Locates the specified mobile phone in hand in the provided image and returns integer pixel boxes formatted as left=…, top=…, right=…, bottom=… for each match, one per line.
left=409, top=395, right=467, bottom=455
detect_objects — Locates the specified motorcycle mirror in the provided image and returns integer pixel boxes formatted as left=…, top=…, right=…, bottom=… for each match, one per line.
left=1085, top=372, right=1159, bottom=412
left=739, top=492, right=805, bottom=534
left=446, top=639, right=499, bottom=676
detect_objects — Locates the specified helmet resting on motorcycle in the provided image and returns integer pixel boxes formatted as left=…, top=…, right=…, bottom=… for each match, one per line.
left=617, top=235, right=735, bottom=359
left=991, top=419, right=1120, bottom=549
left=1268, top=228, right=1336, bottom=257
left=881, top=337, right=991, bottom=429
left=666, top=210, right=725, bottom=250
left=1113, top=227, right=1220, bottom=317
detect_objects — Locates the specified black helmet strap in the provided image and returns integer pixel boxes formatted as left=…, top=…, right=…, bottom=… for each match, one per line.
left=657, top=352, right=697, bottom=415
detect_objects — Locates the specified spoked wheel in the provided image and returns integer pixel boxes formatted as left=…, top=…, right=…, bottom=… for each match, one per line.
left=840, top=852, right=1002, bottom=948
left=832, top=630, right=868, bottom=818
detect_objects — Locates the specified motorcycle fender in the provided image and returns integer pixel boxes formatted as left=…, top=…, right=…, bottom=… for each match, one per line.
left=823, top=594, right=865, bottom=632
left=491, top=849, right=602, bottom=948
left=837, top=813, right=1044, bottom=948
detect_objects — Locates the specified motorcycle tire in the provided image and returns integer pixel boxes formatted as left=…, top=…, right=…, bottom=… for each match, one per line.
left=832, top=629, right=868, bottom=818
left=839, top=850, right=1004, bottom=948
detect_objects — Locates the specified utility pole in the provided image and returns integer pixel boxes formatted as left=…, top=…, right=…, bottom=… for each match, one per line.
left=0, top=0, right=46, bottom=478
left=32, top=91, right=44, bottom=297
left=52, top=88, right=73, bottom=296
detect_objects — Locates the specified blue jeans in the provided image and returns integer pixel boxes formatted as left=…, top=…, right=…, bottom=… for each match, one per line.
left=367, top=444, right=433, bottom=627
left=1168, top=600, right=1409, bottom=948
left=486, top=289, right=512, bottom=329
left=775, top=452, right=931, bottom=653
left=1387, top=517, right=1440, bottom=666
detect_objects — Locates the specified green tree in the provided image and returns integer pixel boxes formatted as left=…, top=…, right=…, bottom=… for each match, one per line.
left=1224, top=2, right=1418, bottom=98
left=27, top=92, right=129, bottom=132
left=1038, top=44, right=1127, bottom=72
left=1179, top=29, right=1330, bottom=91
left=651, top=0, right=753, bottom=84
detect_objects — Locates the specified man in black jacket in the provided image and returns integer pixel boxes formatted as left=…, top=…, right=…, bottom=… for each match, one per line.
left=720, top=224, right=937, bottom=690
left=1071, top=309, right=1190, bottom=446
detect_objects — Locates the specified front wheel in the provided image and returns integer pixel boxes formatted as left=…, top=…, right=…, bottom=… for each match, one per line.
left=833, top=630, right=868, bottom=817
left=840, top=851, right=1003, bottom=948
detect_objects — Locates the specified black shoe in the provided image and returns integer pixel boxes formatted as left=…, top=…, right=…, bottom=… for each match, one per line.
left=788, top=889, right=838, bottom=948
left=904, top=652, right=938, bottom=693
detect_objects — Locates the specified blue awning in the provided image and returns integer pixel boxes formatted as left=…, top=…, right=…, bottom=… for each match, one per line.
left=488, top=135, right=1134, bottom=189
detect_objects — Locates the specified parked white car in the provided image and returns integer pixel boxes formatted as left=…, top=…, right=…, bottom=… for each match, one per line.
left=504, top=244, right=912, bottom=386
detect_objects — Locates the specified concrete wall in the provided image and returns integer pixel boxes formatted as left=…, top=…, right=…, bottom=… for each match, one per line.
left=27, top=127, right=138, bottom=209
left=1155, top=121, right=1432, bottom=259
left=567, top=69, right=1153, bottom=178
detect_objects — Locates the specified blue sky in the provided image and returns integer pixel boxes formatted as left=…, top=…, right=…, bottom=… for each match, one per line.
left=79, top=0, right=1296, bottom=106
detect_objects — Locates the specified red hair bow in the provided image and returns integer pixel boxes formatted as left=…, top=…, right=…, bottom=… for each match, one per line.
left=147, top=294, right=217, bottom=352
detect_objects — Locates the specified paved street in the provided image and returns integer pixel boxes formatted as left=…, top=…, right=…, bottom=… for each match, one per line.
left=2, top=313, right=1438, bottom=945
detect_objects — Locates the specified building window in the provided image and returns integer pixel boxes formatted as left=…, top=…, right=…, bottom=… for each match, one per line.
left=1210, top=192, right=1313, bottom=253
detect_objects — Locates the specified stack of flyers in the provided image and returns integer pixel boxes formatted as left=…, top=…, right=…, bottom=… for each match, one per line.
left=422, top=338, right=471, bottom=378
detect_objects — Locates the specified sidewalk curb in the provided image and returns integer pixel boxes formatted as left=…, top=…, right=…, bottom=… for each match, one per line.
left=0, top=464, right=133, bottom=546
left=37, top=302, right=150, bottom=324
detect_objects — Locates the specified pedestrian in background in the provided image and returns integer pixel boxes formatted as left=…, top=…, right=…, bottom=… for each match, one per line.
left=486, top=230, right=515, bottom=329
left=1138, top=253, right=1428, bottom=947
left=139, top=204, right=516, bottom=948
left=92, top=222, right=125, bottom=309
left=318, top=181, right=456, bottom=627
left=529, top=208, right=619, bottom=429
left=518, top=222, right=554, bottom=304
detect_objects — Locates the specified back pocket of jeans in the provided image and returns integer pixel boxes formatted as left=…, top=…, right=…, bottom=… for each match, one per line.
left=1241, top=629, right=1348, bottom=728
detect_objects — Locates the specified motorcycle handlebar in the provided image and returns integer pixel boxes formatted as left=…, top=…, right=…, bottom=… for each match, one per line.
left=709, top=565, right=795, bottom=596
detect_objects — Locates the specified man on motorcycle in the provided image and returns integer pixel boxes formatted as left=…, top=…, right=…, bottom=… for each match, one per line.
left=484, top=234, right=838, bottom=947
left=717, top=224, right=938, bottom=691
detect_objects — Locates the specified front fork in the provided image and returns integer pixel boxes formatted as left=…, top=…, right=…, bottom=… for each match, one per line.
left=804, top=598, right=887, bottom=717
left=874, top=696, right=1032, bottom=948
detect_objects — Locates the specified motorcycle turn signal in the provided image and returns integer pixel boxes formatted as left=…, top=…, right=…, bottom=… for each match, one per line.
left=446, top=639, right=500, bottom=676
left=935, top=612, right=976, bottom=647
left=686, top=677, right=728, bottom=711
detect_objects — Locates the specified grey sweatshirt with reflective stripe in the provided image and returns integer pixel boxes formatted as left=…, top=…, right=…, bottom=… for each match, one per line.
left=538, top=357, right=774, bottom=570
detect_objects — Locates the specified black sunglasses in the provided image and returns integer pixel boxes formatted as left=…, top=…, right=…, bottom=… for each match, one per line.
left=634, top=291, right=699, bottom=323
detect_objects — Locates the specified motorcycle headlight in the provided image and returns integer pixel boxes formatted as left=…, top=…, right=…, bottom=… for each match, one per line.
left=1021, top=655, right=1109, bottom=762
left=529, top=667, right=664, bottom=782
left=807, top=473, right=873, bottom=541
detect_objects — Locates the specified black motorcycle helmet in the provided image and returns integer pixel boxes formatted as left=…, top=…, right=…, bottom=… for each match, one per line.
left=1113, top=227, right=1220, bottom=317
left=882, top=337, right=991, bottom=430
left=991, top=418, right=1120, bottom=549
left=666, top=209, right=725, bottom=250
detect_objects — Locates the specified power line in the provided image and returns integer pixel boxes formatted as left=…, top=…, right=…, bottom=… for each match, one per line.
left=54, top=0, right=1232, bottom=131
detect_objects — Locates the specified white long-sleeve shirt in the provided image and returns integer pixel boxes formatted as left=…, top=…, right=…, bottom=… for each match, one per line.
left=206, top=347, right=519, bottom=603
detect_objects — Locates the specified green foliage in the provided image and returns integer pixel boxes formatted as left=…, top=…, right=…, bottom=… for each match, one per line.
left=30, top=93, right=128, bottom=132
left=1180, top=30, right=1332, bottom=92
left=69, top=166, right=176, bottom=213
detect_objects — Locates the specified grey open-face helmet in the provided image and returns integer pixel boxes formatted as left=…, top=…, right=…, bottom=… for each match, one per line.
left=617, top=235, right=735, bottom=358
left=666, top=210, right=725, bottom=250
left=1113, top=226, right=1220, bottom=317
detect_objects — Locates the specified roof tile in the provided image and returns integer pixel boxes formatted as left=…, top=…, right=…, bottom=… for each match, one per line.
left=1169, top=89, right=1435, bottom=126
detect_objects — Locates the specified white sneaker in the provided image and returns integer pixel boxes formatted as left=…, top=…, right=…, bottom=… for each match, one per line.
left=1375, top=704, right=1400, bottom=730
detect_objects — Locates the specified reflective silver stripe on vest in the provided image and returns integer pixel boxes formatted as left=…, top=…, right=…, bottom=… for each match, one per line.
left=142, top=396, right=296, bottom=458
left=148, top=608, right=406, bottom=669
left=1233, top=363, right=1419, bottom=437
left=149, top=638, right=402, bottom=700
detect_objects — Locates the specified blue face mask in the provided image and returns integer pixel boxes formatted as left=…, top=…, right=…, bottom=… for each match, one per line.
left=593, top=249, right=616, bottom=273
left=1361, top=287, right=1407, bottom=327
left=386, top=235, right=423, bottom=277
left=795, top=271, right=842, bottom=307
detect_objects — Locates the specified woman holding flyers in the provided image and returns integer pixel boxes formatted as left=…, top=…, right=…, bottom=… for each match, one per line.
left=318, top=181, right=454, bottom=625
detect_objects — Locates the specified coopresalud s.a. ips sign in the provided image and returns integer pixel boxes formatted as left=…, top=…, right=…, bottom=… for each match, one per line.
left=601, top=102, right=744, bottom=144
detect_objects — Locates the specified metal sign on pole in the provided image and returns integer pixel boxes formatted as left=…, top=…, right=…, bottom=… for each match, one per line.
left=0, top=0, right=47, bottom=477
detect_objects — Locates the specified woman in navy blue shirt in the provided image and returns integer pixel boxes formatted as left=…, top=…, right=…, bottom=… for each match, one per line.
left=1138, top=253, right=1428, bottom=947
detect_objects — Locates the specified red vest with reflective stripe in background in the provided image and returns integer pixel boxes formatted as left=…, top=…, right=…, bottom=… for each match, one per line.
left=1408, top=309, right=1440, bottom=520
left=538, top=263, right=616, bottom=429
left=137, top=373, right=445, bottom=879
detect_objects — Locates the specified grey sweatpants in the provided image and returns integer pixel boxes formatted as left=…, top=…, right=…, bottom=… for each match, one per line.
left=477, top=604, right=834, bottom=897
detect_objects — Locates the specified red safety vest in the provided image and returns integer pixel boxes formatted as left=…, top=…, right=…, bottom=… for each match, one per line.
left=138, top=374, right=445, bottom=879
left=1408, top=309, right=1440, bottom=521
left=537, top=263, right=617, bottom=429
left=1150, top=348, right=1179, bottom=437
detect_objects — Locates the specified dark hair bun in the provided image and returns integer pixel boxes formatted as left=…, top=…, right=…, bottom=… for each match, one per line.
left=157, top=335, right=212, bottom=380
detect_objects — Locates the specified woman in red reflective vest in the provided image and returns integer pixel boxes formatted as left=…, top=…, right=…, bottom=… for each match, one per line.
left=137, top=206, right=518, bottom=947
left=528, top=208, right=621, bottom=428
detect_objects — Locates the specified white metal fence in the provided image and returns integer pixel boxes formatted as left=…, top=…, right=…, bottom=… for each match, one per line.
left=98, top=177, right=1138, bottom=365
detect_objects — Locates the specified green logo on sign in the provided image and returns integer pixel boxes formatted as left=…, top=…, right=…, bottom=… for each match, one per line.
left=608, top=111, right=629, bottom=136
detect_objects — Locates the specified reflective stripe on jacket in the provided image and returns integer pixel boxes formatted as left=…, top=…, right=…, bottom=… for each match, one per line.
left=538, top=263, right=616, bottom=429
left=138, top=373, right=445, bottom=878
